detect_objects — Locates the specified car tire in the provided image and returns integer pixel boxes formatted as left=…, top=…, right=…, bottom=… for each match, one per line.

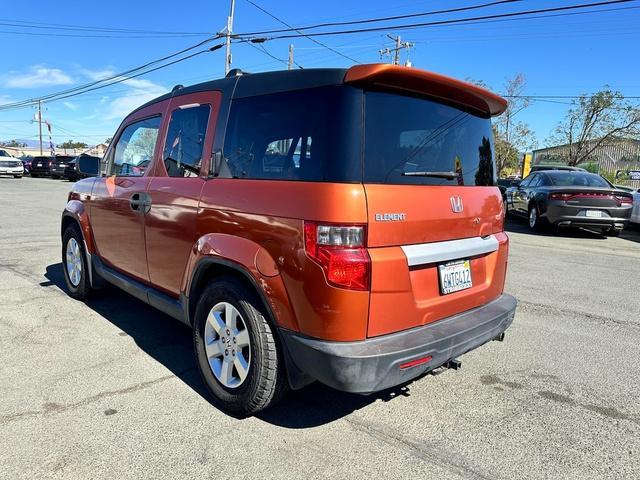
left=528, top=204, right=545, bottom=232
left=14, top=175, right=22, bottom=179
left=606, top=228, right=621, bottom=237
left=193, top=277, right=288, bottom=416
left=62, top=224, right=92, bottom=300
left=30, top=174, right=38, bottom=178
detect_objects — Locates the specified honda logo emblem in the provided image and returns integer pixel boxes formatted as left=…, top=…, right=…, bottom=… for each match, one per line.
left=450, top=196, right=464, bottom=213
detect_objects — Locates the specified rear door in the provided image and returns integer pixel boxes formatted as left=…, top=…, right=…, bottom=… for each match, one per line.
left=89, top=103, right=166, bottom=282
left=144, top=91, right=221, bottom=296
left=361, top=90, right=508, bottom=337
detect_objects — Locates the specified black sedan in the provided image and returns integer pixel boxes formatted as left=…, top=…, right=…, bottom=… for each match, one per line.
left=506, top=170, right=633, bottom=236
left=64, top=155, right=101, bottom=181
left=29, top=155, right=74, bottom=178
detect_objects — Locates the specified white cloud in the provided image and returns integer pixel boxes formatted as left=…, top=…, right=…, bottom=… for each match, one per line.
left=63, top=101, right=78, bottom=111
left=103, top=78, right=167, bottom=120
left=3, top=65, right=73, bottom=88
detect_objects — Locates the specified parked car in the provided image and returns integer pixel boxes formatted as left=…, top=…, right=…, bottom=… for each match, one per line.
left=631, top=189, right=640, bottom=225
left=30, top=155, right=73, bottom=178
left=21, top=156, right=33, bottom=174
left=61, top=64, right=517, bottom=415
left=0, top=149, right=24, bottom=178
left=530, top=165, right=587, bottom=173
left=64, top=155, right=101, bottom=181
left=506, top=170, right=633, bottom=235
left=50, top=155, right=74, bottom=179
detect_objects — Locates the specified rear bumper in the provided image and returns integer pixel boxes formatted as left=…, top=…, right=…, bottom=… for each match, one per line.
left=280, top=293, right=517, bottom=394
left=544, top=203, right=631, bottom=229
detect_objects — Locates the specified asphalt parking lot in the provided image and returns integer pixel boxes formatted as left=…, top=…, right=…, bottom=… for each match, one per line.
left=1, top=176, right=639, bottom=480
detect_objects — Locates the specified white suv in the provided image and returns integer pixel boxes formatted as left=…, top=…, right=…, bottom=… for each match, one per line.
left=0, top=149, right=24, bottom=178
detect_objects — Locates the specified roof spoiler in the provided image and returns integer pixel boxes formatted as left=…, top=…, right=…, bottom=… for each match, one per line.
left=344, top=64, right=507, bottom=117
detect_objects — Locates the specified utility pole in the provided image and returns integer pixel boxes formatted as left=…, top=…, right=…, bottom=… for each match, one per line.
left=37, top=100, right=43, bottom=156
left=288, top=44, right=294, bottom=70
left=224, top=0, right=236, bottom=75
left=379, top=34, right=414, bottom=66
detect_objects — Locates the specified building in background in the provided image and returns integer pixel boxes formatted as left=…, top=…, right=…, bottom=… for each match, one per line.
left=530, top=137, right=640, bottom=187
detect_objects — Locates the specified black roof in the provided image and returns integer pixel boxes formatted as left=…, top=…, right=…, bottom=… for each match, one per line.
left=133, top=68, right=348, bottom=115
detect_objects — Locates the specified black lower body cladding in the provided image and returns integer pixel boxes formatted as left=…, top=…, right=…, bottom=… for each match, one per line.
left=279, top=294, right=517, bottom=394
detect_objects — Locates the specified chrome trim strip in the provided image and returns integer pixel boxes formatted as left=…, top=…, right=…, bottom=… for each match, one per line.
left=401, top=235, right=499, bottom=266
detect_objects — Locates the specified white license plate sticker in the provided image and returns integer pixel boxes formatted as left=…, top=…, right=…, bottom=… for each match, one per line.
left=438, top=260, right=473, bottom=295
left=585, top=210, right=603, bottom=218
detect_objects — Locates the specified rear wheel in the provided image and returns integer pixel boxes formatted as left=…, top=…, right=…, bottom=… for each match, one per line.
left=62, top=224, right=92, bottom=300
left=193, top=277, right=288, bottom=416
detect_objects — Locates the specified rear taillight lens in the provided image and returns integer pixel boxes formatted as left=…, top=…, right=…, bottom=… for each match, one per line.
left=549, top=192, right=573, bottom=201
left=304, top=222, right=370, bottom=291
left=48, top=160, right=53, bottom=167
left=615, top=195, right=633, bottom=205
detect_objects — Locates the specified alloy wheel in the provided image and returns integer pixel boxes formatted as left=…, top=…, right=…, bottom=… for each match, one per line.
left=65, top=238, right=82, bottom=287
left=529, top=207, right=537, bottom=229
left=204, top=302, right=251, bottom=389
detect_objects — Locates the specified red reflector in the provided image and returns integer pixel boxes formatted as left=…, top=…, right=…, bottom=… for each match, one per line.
left=399, top=356, right=433, bottom=370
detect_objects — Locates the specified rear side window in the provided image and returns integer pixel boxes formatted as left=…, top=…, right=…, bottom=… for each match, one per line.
left=109, top=116, right=161, bottom=177
left=363, top=91, right=495, bottom=186
left=223, top=86, right=362, bottom=182
left=163, top=104, right=210, bottom=177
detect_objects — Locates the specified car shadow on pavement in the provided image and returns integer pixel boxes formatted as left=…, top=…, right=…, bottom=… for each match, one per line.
left=506, top=218, right=640, bottom=243
left=505, top=219, right=608, bottom=239
left=44, top=263, right=413, bottom=427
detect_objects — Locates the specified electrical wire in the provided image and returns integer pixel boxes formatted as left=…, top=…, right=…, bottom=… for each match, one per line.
left=237, top=0, right=638, bottom=40
left=0, top=36, right=224, bottom=111
left=243, top=0, right=359, bottom=64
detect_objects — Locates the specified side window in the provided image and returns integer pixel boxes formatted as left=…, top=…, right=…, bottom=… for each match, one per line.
left=520, top=174, right=534, bottom=187
left=163, top=104, right=210, bottom=177
left=529, top=175, right=542, bottom=187
left=222, top=87, right=362, bottom=183
left=109, top=116, right=161, bottom=177
left=538, top=174, right=550, bottom=186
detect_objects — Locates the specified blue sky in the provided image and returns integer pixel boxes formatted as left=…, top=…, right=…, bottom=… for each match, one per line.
left=0, top=0, right=639, bottom=148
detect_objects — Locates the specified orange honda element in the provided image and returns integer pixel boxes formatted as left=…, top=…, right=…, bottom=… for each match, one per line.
left=61, top=64, right=517, bottom=415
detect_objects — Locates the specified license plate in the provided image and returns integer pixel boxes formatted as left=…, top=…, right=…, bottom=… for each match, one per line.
left=438, top=259, right=473, bottom=295
left=585, top=210, right=603, bottom=218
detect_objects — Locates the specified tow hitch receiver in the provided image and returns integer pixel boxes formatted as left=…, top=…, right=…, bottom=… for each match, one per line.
left=444, top=358, right=462, bottom=370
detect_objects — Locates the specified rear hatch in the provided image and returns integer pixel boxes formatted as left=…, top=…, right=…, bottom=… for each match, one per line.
left=356, top=81, right=508, bottom=337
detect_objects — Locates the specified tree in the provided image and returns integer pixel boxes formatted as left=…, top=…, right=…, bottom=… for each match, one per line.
left=467, top=74, right=536, bottom=175
left=58, top=139, right=88, bottom=149
left=550, top=88, right=640, bottom=166
left=493, top=74, right=536, bottom=174
left=104, top=137, right=112, bottom=145
left=0, top=139, right=27, bottom=147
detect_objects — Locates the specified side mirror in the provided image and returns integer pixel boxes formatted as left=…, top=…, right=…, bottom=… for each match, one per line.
left=77, top=156, right=100, bottom=176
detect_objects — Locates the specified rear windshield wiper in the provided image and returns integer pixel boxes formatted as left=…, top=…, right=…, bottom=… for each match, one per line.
left=401, top=171, right=458, bottom=179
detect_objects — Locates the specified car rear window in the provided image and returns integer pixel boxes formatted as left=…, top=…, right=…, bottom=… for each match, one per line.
left=363, top=91, right=495, bottom=186
left=223, top=86, right=362, bottom=182
left=547, top=172, right=610, bottom=187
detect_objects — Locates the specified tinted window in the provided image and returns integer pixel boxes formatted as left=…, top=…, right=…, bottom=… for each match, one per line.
left=163, top=104, right=210, bottom=177
left=223, top=86, right=361, bottom=182
left=519, top=175, right=533, bottom=187
left=363, top=91, right=495, bottom=186
left=0, top=150, right=9, bottom=157
left=529, top=175, right=542, bottom=187
left=548, top=172, right=610, bottom=187
left=109, top=116, right=161, bottom=176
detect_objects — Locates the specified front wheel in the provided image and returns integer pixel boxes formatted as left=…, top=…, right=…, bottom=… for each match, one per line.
left=193, top=277, right=288, bottom=416
left=62, top=225, right=92, bottom=300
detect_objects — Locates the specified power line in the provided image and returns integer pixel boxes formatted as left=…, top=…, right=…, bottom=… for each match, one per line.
left=0, top=36, right=224, bottom=111
left=243, top=0, right=359, bottom=64
left=0, top=30, right=208, bottom=39
left=0, top=18, right=211, bottom=35
left=238, top=0, right=638, bottom=41
left=242, top=0, right=525, bottom=36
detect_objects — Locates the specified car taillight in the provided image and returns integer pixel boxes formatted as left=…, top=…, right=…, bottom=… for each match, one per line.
left=615, top=195, right=633, bottom=205
left=48, top=160, right=53, bottom=167
left=549, top=192, right=573, bottom=201
left=303, top=221, right=370, bottom=291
